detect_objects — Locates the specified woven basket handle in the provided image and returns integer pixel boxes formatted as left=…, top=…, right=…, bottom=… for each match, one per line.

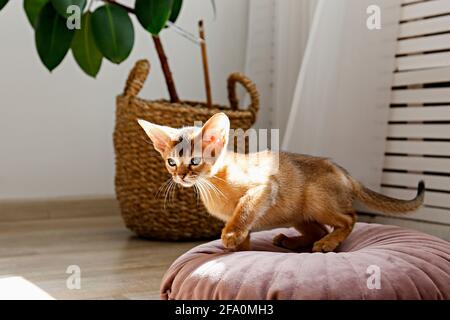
left=227, top=72, right=259, bottom=118
left=123, top=59, right=150, bottom=98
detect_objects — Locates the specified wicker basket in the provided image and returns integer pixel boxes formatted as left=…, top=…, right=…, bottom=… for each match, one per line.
left=113, top=59, right=260, bottom=240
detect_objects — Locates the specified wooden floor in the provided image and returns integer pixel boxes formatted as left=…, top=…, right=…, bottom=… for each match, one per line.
left=0, top=215, right=202, bottom=299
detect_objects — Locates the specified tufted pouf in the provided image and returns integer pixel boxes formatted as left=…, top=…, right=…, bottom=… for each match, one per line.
left=160, top=223, right=450, bottom=299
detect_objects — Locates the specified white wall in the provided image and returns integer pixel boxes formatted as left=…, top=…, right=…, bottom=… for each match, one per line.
left=0, top=0, right=249, bottom=200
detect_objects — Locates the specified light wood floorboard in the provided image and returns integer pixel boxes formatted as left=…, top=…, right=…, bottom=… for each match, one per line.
left=0, top=215, right=202, bottom=300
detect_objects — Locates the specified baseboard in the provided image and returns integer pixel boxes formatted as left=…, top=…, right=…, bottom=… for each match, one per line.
left=2, top=197, right=448, bottom=242
left=358, top=213, right=450, bottom=242
left=0, top=196, right=120, bottom=222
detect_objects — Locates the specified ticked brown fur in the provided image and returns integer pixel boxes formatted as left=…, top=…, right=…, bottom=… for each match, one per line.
left=138, top=113, right=425, bottom=253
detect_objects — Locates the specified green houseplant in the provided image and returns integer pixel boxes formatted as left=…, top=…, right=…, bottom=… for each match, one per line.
left=0, top=0, right=200, bottom=102
left=1, top=0, right=260, bottom=241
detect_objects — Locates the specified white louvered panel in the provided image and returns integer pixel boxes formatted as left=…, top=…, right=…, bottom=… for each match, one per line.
left=382, top=172, right=450, bottom=191
left=389, top=106, right=450, bottom=121
left=381, top=187, right=450, bottom=208
left=407, top=206, right=450, bottom=224
left=392, top=88, right=450, bottom=104
left=397, top=33, right=450, bottom=55
left=400, top=15, right=450, bottom=38
left=384, top=156, right=450, bottom=173
left=381, top=0, right=450, bottom=225
left=372, top=205, right=450, bottom=224
left=393, top=68, right=450, bottom=86
left=386, top=140, right=450, bottom=156
left=401, top=0, right=450, bottom=21
left=396, top=52, right=450, bottom=71
left=388, top=124, right=450, bottom=139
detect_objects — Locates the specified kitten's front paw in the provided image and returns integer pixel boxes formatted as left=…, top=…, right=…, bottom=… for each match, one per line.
left=221, top=229, right=249, bottom=250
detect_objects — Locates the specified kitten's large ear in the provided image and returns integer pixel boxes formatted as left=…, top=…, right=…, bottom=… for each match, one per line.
left=201, top=113, right=230, bottom=157
left=137, top=119, right=177, bottom=155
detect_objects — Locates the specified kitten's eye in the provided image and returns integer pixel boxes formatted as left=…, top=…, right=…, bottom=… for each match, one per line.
left=190, top=157, right=201, bottom=166
left=167, top=158, right=176, bottom=167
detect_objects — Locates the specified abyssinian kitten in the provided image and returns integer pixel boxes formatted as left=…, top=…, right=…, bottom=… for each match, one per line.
left=138, top=113, right=425, bottom=252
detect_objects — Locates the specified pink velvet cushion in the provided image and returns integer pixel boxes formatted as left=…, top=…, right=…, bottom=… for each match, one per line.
left=161, top=223, right=450, bottom=299
left=160, top=223, right=450, bottom=300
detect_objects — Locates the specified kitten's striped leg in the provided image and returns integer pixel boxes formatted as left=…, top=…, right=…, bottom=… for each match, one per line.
left=312, top=211, right=357, bottom=253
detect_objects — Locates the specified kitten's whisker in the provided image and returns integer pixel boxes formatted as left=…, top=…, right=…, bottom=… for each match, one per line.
left=163, top=179, right=174, bottom=199
left=196, top=180, right=209, bottom=204
left=200, top=177, right=227, bottom=200
left=211, top=175, right=226, bottom=183
left=200, top=179, right=215, bottom=202
left=193, top=184, right=200, bottom=205
left=197, top=180, right=208, bottom=202
left=155, top=178, right=172, bottom=199
left=156, top=183, right=169, bottom=201
left=168, top=181, right=176, bottom=206
left=195, top=181, right=204, bottom=202
left=162, top=182, right=169, bottom=209
left=164, top=180, right=175, bottom=209
left=208, top=181, right=226, bottom=198
left=156, top=180, right=167, bottom=197
left=170, top=183, right=177, bottom=203
left=198, top=179, right=213, bottom=201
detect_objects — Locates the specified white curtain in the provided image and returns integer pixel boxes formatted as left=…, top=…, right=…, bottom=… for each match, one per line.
left=246, top=0, right=401, bottom=188
left=244, top=0, right=316, bottom=133
left=282, top=0, right=401, bottom=188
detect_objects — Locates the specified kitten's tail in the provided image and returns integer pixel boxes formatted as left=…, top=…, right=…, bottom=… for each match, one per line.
left=352, top=180, right=425, bottom=214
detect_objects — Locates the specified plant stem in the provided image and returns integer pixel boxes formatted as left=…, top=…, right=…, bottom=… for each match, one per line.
left=152, top=36, right=180, bottom=102
left=102, top=0, right=180, bottom=102
left=198, top=20, right=212, bottom=108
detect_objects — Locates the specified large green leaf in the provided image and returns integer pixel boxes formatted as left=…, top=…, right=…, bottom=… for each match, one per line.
left=51, top=0, right=86, bottom=18
left=91, top=4, right=134, bottom=64
left=0, top=0, right=9, bottom=11
left=71, top=12, right=103, bottom=77
left=35, top=1, right=75, bottom=71
left=169, top=0, right=182, bottom=23
left=24, top=0, right=48, bottom=28
left=135, top=0, right=174, bottom=35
